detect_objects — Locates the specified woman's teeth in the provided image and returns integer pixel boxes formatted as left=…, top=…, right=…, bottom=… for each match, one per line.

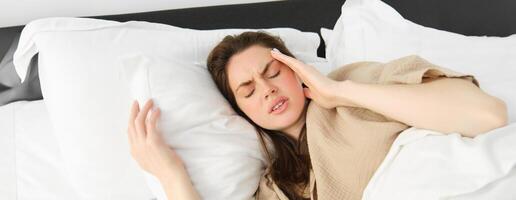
left=273, top=101, right=285, bottom=111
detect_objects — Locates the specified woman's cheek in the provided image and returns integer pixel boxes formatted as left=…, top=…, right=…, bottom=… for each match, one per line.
left=241, top=99, right=262, bottom=120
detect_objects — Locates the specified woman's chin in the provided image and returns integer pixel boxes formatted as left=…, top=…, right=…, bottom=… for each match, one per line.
left=272, top=116, right=299, bottom=130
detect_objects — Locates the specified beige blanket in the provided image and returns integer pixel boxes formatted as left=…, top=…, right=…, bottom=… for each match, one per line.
left=255, top=55, right=479, bottom=200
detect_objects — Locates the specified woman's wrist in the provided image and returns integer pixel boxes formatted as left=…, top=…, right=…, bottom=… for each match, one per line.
left=334, top=80, right=361, bottom=108
left=157, top=163, right=188, bottom=184
left=158, top=166, right=201, bottom=200
left=159, top=169, right=188, bottom=188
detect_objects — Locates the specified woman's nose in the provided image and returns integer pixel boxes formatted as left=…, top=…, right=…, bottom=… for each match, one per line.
left=264, top=84, right=277, bottom=99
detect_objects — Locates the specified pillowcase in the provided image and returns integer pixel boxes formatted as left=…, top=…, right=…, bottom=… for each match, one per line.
left=120, top=54, right=264, bottom=200
left=323, top=0, right=516, bottom=123
left=14, top=18, right=320, bottom=82
left=319, top=27, right=332, bottom=52
left=12, top=17, right=321, bottom=200
left=305, top=56, right=332, bottom=76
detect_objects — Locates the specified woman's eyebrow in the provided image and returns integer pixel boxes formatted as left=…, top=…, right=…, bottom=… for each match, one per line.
left=259, top=60, right=275, bottom=75
left=235, top=59, right=274, bottom=93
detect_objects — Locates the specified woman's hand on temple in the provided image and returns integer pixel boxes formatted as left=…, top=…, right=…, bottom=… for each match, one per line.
left=270, top=48, right=357, bottom=109
left=127, top=99, right=185, bottom=180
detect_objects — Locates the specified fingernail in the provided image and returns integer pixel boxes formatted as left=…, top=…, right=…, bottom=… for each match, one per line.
left=271, top=48, right=281, bottom=54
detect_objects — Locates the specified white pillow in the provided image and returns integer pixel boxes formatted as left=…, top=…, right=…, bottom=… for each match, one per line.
left=306, top=56, right=332, bottom=75
left=323, top=0, right=516, bottom=123
left=320, top=27, right=332, bottom=50
left=120, top=54, right=264, bottom=200
left=13, top=17, right=321, bottom=200
left=14, top=17, right=320, bottom=82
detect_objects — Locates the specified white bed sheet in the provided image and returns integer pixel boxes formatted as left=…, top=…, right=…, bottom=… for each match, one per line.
left=0, top=98, right=17, bottom=199
left=0, top=100, right=79, bottom=200
left=1, top=58, right=512, bottom=200
left=364, top=124, right=516, bottom=200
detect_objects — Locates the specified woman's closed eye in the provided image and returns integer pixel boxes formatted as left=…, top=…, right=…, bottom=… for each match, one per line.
left=269, top=70, right=280, bottom=78
left=244, top=70, right=281, bottom=98
left=245, top=90, right=254, bottom=98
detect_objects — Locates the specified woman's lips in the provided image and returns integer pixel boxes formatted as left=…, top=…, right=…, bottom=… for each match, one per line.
left=270, top=99, right=288, bottom=115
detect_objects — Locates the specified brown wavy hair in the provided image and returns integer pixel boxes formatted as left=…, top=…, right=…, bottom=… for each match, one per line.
left=206, top=31, right=312, bottom=199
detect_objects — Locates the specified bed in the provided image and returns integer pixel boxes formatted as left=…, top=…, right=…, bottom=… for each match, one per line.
left=1, top=0, right=516, bottom=200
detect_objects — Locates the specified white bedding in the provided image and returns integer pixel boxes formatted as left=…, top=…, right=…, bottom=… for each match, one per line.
left=1, top=72, right=514, bottom=200
left=364, top=124, right=516, bottom=200
left=0, top=100, right=80, bottom=200
left=3, top=101, right=515, bottom=200
left=0, top=98, right=16, bottom=199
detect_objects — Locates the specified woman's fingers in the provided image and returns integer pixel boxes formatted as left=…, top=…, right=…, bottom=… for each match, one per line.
left=270, top=48, right=320, bottom=87
left=127, top=100, right=139, bottom=145
left=146, top=107, right=161, bottom=140
left=271, top=48, right=305, bottom=68
left=129, top=100, right=139, bottom=126
left=270, top=48, right=305, bottom=78
left=135, top=99, right=154, bottom=140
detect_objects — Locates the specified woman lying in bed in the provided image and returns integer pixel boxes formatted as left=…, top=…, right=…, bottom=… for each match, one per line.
left=126, top=31, right=508, bottom=200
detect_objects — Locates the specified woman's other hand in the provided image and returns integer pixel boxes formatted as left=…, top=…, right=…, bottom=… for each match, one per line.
left=127, top=99, right=185, bottom=180
left=128, top=99, right=201, bottom=200
left=270, top=48, right=357, bottom=109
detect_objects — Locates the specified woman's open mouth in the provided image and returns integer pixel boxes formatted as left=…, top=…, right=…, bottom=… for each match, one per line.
left=270, top=99, right=288, bottom=115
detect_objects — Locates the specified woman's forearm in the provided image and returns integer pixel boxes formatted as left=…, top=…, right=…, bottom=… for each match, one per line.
left=336, top=78, right=508, bottom=137
left=158, top=168, right=201, bottom=200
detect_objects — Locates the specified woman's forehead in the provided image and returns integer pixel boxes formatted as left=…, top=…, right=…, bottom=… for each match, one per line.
left=231, top=46, right=271, bottom=69
left=227, top=46, right=274, bottom=84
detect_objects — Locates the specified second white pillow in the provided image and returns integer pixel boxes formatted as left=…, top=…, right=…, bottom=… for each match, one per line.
left=324, top=0, right=516, bottom=122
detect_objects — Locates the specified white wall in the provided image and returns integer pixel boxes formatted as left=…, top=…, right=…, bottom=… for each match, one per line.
left=0, top=0, right=280, bottom=28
